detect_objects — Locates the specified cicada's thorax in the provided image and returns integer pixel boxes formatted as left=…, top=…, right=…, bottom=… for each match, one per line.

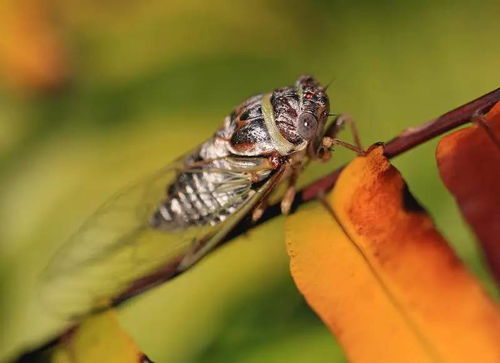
left=151, top=76, right=329, bottom=230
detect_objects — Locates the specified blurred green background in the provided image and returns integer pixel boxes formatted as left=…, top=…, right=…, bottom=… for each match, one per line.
left=1, top=0, right=499, bottom=362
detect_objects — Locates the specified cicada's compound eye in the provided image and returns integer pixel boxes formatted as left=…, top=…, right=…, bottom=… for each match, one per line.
left=297, top=112, right=318, bottom=140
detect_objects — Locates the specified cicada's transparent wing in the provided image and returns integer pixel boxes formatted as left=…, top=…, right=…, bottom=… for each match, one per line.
left=40, top=155, right=285, bottom=319
left=40, top=160, right=189, bottom=318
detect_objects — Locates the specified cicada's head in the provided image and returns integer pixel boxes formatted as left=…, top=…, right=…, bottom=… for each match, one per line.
left=268, top=75, right=330, bottom=155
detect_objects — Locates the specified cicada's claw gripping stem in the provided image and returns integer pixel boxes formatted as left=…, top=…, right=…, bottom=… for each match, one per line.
left=321, top=137, right=367, bottom=156
left=313, top=114, right=367, bottom=158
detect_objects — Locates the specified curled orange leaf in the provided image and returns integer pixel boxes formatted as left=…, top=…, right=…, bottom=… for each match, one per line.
left=286, top=147, right=500, bottom=363
left=436, top=102, right=500, bottom=283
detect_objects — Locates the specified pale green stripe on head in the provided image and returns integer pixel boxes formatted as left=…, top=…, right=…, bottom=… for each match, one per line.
left=261, top=93, right=296, bottom=156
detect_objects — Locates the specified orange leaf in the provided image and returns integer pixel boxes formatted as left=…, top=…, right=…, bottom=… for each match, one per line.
left=436, top=102, right=500, bottom=283
left=0, top=0, right=68, bottom=91
left=286, top=147, right=500, bottom=363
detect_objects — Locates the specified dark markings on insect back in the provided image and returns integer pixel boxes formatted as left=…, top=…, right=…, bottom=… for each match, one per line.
left=230, top=118, right=270, bottom=146
left=240, top=109, right=250, bottom=121
left=270, top=91, right=302, bottom=144
left=239, top=103, right=262, bottom=122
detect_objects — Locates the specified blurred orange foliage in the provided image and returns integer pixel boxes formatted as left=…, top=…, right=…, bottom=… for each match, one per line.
left=0, top=0, right=68, bottom=92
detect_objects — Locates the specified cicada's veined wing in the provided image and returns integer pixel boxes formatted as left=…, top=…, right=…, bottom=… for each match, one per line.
left=40, top=155, right=285, bottom=319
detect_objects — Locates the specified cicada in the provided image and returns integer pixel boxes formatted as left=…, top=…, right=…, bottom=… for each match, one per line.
left=41, top=75, right=360, bottom=318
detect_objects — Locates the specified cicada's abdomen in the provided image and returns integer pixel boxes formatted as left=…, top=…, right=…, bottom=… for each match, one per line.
left=150, top=156, right=250, bottom=230
left=150, top=131, right=272, bottom=231
left=151, top=157, right=239, bottom=230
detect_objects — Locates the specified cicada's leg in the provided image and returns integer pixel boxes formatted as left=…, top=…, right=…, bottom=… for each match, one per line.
left=281, top=183, right=297, bottom=215
left=280, top=163, right=302, bottom=214
left=325, top=114, right=363, bottom=149
left=322, top=137, right=366, bottom=156
left=471, top=111, right=500, bottom=150
left=252, top=198, right=268, bottom=221
left=309, top=114, right=365, bottom=160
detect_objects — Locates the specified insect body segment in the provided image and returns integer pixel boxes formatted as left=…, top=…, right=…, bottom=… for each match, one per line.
left=150, top=151, right=272, bottom=230
left=151, top=75, right=329, bottom=231
left=41, top=75, right=332, bottom=317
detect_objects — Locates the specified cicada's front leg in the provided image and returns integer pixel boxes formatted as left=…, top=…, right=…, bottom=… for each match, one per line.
left=252, top=198, right=268, bottom=222
left=321, top=137, right=366, bottom=156
left=250, top=153, right=289, bottom=222
left=326, top=114, right=363, bottom=149
left=311, top=114, right=366, bottom=160
left=251, top=156, right=300, bottom=219
left=280, top=161, right=303, bottom=215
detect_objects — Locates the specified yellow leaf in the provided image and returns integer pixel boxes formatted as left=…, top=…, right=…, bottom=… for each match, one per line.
left=53, top=310, right=147, bottom=363
left=286, top=147, right=500, bottom=363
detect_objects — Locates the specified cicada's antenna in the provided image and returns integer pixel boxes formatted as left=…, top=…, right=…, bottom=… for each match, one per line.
left=322, top=76, right=336, bottom=91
